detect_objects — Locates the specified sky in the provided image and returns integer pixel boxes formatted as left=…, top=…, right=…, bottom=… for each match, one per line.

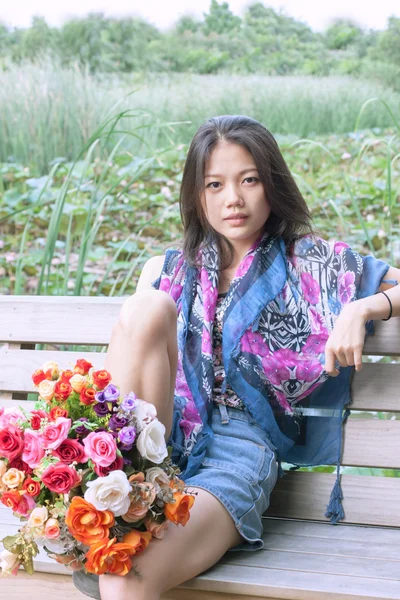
left=0, top=0, right=399, bottom=32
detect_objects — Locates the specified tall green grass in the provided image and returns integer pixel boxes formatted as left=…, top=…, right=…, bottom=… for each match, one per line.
left=1, top=60, right=400, bottom=172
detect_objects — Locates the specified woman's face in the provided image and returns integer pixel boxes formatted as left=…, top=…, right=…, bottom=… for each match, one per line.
left=201, top=141, right=271, bottom=263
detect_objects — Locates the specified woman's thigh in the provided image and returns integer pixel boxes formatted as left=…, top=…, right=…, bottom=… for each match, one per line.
left=98, top=486, right=242, bottom=599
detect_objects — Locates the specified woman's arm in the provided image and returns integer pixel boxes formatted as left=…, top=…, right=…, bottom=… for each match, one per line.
left=136, top=255, right=165, bottom=293
left=325, top=265, right=400, bottom=376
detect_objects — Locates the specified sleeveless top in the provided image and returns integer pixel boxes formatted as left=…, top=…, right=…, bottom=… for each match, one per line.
left=212, top=292, right=245, bottom=410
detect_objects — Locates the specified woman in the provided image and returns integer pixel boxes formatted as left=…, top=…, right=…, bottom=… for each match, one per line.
left=74, top=115, right=400, bottom=600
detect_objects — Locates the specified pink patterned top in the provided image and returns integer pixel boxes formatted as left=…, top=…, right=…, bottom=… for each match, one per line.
left=212, top=293, right=245, bottom=410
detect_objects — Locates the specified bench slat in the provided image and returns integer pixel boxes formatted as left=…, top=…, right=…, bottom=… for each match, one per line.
left=0, top=401, right=399, bottom=472
left=266, top=471, right=400, bottom=525
left=1, top=295, right=400, bottom=354
left=342, top=419, right=400, bottom=469
left=0, top=296, right=123, bottom=345
left=2, top=349, right=400, bottom=414
left=0, top=349, right=107, bottom=393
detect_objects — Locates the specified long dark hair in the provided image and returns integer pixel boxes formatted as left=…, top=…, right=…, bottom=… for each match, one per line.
left=179, top=114, right=317, bottom=270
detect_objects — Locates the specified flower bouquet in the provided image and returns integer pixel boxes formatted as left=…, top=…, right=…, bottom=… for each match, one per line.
left=0, top=359, right=195, bottom=578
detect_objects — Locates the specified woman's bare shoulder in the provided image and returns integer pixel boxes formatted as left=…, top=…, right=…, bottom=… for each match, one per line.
left=136, top=255, right=166, bottom=292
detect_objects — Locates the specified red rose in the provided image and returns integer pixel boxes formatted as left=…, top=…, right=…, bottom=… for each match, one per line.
left=0, top=425, right=24, bottom=463
left=32, top=369, right=47, bottom=386
left=30, top=410, right=48, bottom=431
left=23, top=478, right=41, bottom=497
left=92, top=370, right=112, bottom=391
left=54, top=380, right=72, bottom=402
left=94, top=455, right=124, bottom=477
left=61, top=370, right=74, bottom=382
left=74, top=359, right=93, bottom=375
left=52, top=439, right=86, bottom=465
left=80, top=387, right=96, bottom=406
left=41, top=463, right=80, bottom=494
left=9, top=457, right=33, bottom=475
left=50, top=406, right=69, bottom=421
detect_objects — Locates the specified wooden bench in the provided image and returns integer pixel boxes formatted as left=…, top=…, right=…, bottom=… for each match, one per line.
left=1, top=295, right=399, bottom=600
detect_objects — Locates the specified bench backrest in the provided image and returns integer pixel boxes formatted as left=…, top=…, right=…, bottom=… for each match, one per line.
left=1, top=295, right=399, bottom=528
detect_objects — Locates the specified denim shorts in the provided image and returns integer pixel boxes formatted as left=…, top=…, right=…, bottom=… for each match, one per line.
left=184, top=403, right=279, bottom=553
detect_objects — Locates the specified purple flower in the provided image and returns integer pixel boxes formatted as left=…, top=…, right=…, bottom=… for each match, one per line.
left=118, top=426, right=136, bottom=450
left=300, top=272, right=320, bottom=305
left=338, top=272, right=356, bottom=305
left=95, top=383, right=120, bottom=403
left=109, top=414, right=128, bottom=431
left=302, top=333, right=329, bottom=356
left=75, top=418, right=89, bottom=437
left=121, top=392, right=137, bottom=412
left=93, top=402, right=111, bottom=417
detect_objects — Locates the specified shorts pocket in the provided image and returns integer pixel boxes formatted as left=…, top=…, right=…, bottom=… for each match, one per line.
left=259, top=449, right=279, bottom=500
left=201, top=433, right=265, bottom=485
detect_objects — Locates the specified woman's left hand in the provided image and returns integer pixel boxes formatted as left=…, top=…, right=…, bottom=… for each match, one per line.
left=324, top=303, right=367, bottom=377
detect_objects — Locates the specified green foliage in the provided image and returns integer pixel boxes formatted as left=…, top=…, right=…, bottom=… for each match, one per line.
left=0, top=2, right=397, bottom=79
left=203, top=0, right=241, bottom=36
left=324, top=18, right=364, bottom=50
left=368, top=16, right=400, bottom=66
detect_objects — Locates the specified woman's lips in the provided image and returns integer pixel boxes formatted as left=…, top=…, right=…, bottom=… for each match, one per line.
left=225, top=216, right=248, bottom=225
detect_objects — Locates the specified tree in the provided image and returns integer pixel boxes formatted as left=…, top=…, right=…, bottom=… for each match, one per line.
left=173, top=14, right=202, bottom=35
left=368, top=16, right=400, bottom=66
left=203, top=0, right=241, bottom=36
left=324, top=18, right=363, bottom=50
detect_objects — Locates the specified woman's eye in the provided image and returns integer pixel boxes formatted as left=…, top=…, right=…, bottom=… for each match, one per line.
left=207, top=182, right=221, bottom=189
left=244, top=177, right=258, bottom=183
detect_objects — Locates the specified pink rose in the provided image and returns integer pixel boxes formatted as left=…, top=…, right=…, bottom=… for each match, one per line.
left=39, top=417, right=72, bottom=450
left=52, top=439, right=86, bottom=465
left=41, top=463, right=80, bottom=494
left=0, top=407, right=24, bottom=429
left=83, top=431, right=117, bottom=467
left=22, top=429, right=46, bottom=468
left=144, top=516, right=169, bottom=539
left=0, top=425, right=24, bottom=463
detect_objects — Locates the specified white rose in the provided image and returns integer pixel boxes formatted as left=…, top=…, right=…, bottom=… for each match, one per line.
left=0, top=549, right=20, bottom=576
left=84, top=470, right=131, bottom=516
left=40, top=361, right=59, bottom=379
left=136, top=420, right=168, bottom=464
left=69, top=374, right=86, bottom=393
left=37, top=379, right=56, bottom=402
left=134, top=400, right=157, bottom=433
left=145, top=466, right=170, bottom=491
left=27, top=506, right=48, bottom=529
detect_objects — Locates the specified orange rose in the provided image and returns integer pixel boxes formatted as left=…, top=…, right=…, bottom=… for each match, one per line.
left=164, top=492, right=195, bottom=526
left=80, top=387, right=96, bottom=406
left=122, top=530, right=152, bottom=555
left=61, top=370, right=75, bottom=383
left=85, top=537, right=137, bottom=576
left=54, top=380, right=72, bottom=401
left=49, top=406, right=69, bottom=420
left=74, top=359, right=93, bottom=375
left=22, top=477, right=41, bottom=497
left=92, top=370, right=112, bottom=391
left=65, top=497, right=115, bottom=545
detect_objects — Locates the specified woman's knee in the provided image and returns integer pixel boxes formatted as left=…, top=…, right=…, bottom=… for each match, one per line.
left=99, top=571, right=159, bottom=600
left=116, top=290, right=177, bottom=339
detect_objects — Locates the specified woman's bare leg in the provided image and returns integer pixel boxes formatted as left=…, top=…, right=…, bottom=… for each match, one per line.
left=104, top=289, right=178, bottom=439
left=99, top=486, right=243, bottom=600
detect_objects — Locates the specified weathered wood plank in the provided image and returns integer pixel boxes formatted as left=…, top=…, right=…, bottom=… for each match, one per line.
left=2, top=350, right=400, bottom=414
left=0, top=349, right=107, bottom=393
left=0, top=295, right=123, bottom=345
left=266, top=472, right=400, bottom=526
left=351, top=362, right=400, bottom=412
left=342, top=419, right=400, bottom=469
left=363, top=318, right=400, bottom=356
left=262, top=518, right=400, bottom=543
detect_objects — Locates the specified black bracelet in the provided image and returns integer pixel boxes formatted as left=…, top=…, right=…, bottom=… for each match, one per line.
left=376, top=290, right=392, bottom=321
